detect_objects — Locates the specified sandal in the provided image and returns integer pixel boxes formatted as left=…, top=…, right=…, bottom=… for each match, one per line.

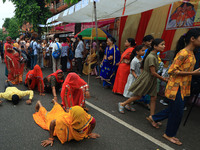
left=163, top=134, right=182, bottom=146
left=125, top=105, right=136, bottom=112
left=118, top=103, right=125, bottom=114
left=146, top=116, right=159, bottom=129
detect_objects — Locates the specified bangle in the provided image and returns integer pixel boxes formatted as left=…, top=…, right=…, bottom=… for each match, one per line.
left=54, top=96, right=57, bottom=97
left=48, top=137, right=54, bottom=141
left=86, top=89, right=89, bottom=91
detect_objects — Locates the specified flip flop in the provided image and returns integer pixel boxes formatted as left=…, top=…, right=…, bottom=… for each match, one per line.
left=163, top=134, right=182, bottom=146
left=118, top=103, right=125, bottom=114
left=146, top=116, right=159, bottom=129
left=125, top=105, right=136, bottom=112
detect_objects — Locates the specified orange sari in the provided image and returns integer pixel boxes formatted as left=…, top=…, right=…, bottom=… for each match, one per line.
left=33, top=104, right=93, bottom=144
left=112, top=47, right=134, bottom=94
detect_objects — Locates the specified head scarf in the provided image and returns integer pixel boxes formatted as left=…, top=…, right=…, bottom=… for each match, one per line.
left=33, top=65, right=43, bottom=79
left=4, top=43, right=20, bottom=79
left=47, top=69, right=64, bottom=83
left=69, top=106, right=92, bottom=131
left=25, top=65, right=44, bottom=92
left=61, top=73, right=87, bottom=108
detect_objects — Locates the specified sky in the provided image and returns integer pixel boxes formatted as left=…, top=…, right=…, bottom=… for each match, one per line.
left=0, top=1, right=15, bottom=28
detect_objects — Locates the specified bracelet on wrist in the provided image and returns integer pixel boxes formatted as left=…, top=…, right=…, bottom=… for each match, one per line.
left=54, top=96, right=57, bottom=97
left=48, top=137, right=54, bottom=141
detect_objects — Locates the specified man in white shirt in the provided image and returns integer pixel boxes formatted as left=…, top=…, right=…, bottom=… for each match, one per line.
left=52, top=38, right=62, bottom=72
left=75, top=35, right=84, bottom=75
left=32, top=38, right=39, bottom=68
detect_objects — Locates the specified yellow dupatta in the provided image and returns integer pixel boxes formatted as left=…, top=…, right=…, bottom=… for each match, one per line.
left=33, top=104, right=93, bottom=144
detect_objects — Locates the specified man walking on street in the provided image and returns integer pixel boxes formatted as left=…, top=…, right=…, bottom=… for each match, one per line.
left=75, top=35, right=85, bottom=76
left=52, top=38, right=62, bottom=73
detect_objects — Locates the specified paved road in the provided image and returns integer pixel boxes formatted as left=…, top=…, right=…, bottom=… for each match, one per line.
left=0, top=62, right=200, bottom=150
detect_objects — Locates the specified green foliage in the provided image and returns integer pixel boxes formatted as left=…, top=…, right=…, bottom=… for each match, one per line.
left=3, top=0, right=52, bottom=34
left=2, top=18, right=11, bottom=29
left=7, top=17, right=20, bottom=39
left=0, top=29, right=8, bottom=41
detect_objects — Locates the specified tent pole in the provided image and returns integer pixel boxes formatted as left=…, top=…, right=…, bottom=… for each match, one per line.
left=94, top=1, right=100, bottom=82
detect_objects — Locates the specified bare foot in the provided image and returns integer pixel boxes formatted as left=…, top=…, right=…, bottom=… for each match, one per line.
left=88, top=133, right=100, bottom=139
left=35, top=100, right=42, bottom=112
left=39, top=93, right=45, bottom=96
left=146, top=116, right=159, bottom=129
left=163, top=134, right=182, bottom=146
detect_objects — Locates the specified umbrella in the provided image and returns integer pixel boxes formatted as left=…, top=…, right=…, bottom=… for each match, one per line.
left=74, top=28, right=108, bottom=40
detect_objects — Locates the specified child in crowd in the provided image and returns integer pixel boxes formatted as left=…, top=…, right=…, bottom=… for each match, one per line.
left=123, top=45, right=145, bottom=100
left=118, top=39, right=168, bottom=115
left=45, top=44, right=50, bottom=67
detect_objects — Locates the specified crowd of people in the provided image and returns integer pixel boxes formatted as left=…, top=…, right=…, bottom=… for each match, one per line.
left=0, top=28, right=200, bottom=147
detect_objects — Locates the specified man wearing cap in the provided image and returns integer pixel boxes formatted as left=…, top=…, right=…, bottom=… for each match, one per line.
left=0, top=87, right=34, bottom=105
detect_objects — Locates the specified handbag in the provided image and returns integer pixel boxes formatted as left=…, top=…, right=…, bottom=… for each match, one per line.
left=52, top=43, right=61, bottom=59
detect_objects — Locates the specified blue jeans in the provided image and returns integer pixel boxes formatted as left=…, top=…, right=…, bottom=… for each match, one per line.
left=31, top=55, right=37, bottom=69
left=152, top=88, right=184, bottom=137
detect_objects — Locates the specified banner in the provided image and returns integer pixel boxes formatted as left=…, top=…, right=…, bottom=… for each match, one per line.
left=166, top=0, right=200, bottom=30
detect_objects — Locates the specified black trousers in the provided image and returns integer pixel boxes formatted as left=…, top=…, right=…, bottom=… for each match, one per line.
left=76, top=58, right=83, bottom=75
left=61, top=56, right=68, bottom=72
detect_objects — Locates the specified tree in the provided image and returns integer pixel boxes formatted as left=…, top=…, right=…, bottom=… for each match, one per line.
left=3, top=0, right=52, bottom=36
left=7, top=17, right=20, bottom=39
left=2, top=18, right=11, bottom=29
left=0, top=29, right=8, bottom=41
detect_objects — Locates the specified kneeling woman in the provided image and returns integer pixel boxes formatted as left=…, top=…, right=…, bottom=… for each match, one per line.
left=25, top=65, right=45, bottom=95
left=61, top=73, right=90, bottom=111
left=33, top=100, right=100, bottom=147
left=44, top=69, right=64, bottom=101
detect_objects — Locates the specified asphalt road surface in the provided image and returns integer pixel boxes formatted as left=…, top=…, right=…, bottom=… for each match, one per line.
left=1, top=62, right=200, bottom=150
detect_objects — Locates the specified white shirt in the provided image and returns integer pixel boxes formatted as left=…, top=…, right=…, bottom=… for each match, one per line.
left=75, top=40, right=84, bottom=58
left=52, top=42, right=62, bottom=53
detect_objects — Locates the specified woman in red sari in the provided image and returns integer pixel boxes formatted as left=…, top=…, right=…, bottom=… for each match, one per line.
left=61, top=73, right=90, bottom=111
left=25, top=64, right=45, bottom=95
left=113, top=38, right=136, bottom=94
left=4, top=37, right=20, bottom=85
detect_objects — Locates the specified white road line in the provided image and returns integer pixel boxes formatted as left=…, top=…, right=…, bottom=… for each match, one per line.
left=86, top=101, right=174, bottom=150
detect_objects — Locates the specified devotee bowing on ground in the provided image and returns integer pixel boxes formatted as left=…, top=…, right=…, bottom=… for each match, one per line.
left=43, top=69, right=64, bottom=101
left=25, top=64, right=45, bottom=96
left=61, top=73, right=90, bottom=111
left=0, top=86, right=33, bottom=105
left=33, top=100, right=100, bottom=147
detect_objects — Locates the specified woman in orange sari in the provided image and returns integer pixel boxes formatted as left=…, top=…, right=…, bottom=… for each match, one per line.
left=61, top=73, right=90, bottom=111
left=113, top=38, right=136, bottom=94
left=33, top=100, right=100, bottom=147
left=25, top=64, right=45, bottom=95
left=4, top=37, right=20, bottom=85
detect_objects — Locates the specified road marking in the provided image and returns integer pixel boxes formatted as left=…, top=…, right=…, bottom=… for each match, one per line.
left=86, top=101, right=174, bottom=150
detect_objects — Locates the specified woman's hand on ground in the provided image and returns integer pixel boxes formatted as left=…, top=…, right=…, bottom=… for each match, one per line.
left=88, top=133, right=100, bottom=139
left=41, top=139, right=54, bottom=147
left=26, top=99, right=32, bottom=105
left=39, top=93, right=45, bottom=96
left=85, top=91, right=90, bottom=98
